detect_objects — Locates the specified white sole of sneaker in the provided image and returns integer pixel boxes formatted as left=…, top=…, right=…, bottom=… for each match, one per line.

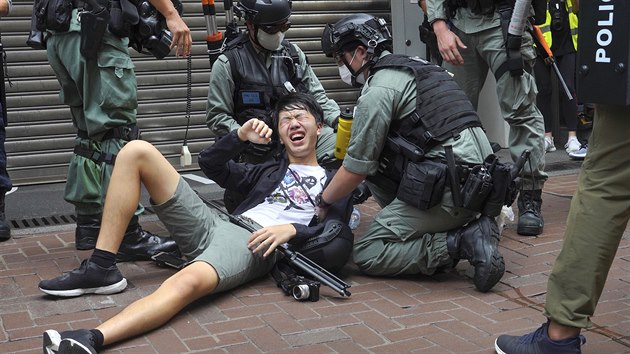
left=43, top=329, right=62, bottom=354
left=39, top=278, right=128, bottom=297
left=58, top=338, right=96, bottom=354
left=495, top=338, right=507, bottom=354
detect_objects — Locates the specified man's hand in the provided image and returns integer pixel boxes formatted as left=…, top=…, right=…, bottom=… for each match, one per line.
left=149, top=0, right=191, bottom=57
left=432, top=20, right=466, bottom=65
left=237, top=118, right=273, bottom=144
left=248, top=224, right=297, bottom=258
left=165, top=14, right=192, bottom=57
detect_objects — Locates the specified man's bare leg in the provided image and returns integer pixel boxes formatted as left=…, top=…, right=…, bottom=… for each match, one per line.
left=97, top=261, right=219, bottom=345
left=95, top=140, right=181, bottom=254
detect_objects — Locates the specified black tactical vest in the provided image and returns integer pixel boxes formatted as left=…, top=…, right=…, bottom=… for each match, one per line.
left=371, top=54, right=482, bottom=152
left=223, top=33, right=307, bottom=127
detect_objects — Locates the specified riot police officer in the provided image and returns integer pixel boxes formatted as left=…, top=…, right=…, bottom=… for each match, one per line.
left=317, top=14, right=506, bottom=292
left=206, top=0, right=340, bottom=212
left=41, top=0, right=191, bottom=258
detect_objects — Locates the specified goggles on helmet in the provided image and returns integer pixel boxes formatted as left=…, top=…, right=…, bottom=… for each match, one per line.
left=259, top=21, right=291, bottom=34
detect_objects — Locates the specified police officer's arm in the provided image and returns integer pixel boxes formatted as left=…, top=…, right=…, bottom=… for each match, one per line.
left=320, top=166, right=366, bottom=211
left=319, top=79, right=398, bottom=218
left=426, top=0, right=466, bottom=65
left=0, top=0, right=12, bottom=16
left=206, top=55, right=240, bottom=136
left=149, top=0, right=191, bottom=57
left=294, top=44, right=341, bottom=128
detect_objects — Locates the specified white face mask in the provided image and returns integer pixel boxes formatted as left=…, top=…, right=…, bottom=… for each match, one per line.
left=338, top=65, right=353, bottom=86
left=257, top=30, right=285, bottom=51
left=338, top=49, right=366, bottom=87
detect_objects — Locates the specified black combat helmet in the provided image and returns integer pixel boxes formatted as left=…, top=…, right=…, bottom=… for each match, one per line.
left=321, top=13, right=392, bottom=58
left=235, top=0, right=292, bottom=25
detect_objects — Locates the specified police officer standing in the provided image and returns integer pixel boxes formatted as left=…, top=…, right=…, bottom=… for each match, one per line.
left=317, top=14, right=505, bottom=292
left=0, top=0, right=11, bottom=241
left=427, top=0, right=549, bottom=237
left=206, top=0, right=340, bottom=168
left=41, top=0, right=190, bottom=258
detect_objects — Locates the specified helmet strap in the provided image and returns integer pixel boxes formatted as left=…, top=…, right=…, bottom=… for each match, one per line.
left=341, top=46, right=376, bottom=87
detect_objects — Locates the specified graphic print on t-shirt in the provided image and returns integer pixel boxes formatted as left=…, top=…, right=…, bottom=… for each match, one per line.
left=242, top=164, right=327, bottom=227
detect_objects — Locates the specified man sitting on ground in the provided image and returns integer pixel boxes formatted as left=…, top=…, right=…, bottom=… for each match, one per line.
left=39, top=93, right=354, bottom=354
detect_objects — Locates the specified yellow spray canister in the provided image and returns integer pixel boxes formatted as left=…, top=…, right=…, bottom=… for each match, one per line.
left=334, top=106, right=354, bottom=160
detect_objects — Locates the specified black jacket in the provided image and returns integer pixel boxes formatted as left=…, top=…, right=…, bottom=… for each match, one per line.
left=198, top=130, right=353, bottom=246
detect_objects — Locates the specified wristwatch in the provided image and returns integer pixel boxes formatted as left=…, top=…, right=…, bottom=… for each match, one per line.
left=315, top=192, right=333, bottom=209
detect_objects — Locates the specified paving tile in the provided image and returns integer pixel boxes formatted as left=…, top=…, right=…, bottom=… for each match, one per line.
left=1, top=172, right=630, bottom=353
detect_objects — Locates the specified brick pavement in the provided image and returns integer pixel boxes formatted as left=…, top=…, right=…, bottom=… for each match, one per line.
left=1, top=172, right=630, bottom=353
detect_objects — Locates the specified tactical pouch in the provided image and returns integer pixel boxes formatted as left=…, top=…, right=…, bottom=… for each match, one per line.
left=27, top=10, right=48, bottom=49
left=80, top=8, right=110, bottom=59
left=481, top=163, right=511, bottom=217
left=108, top=0, right=139, bottom=38
left=460, top=165, right=493, bottom=212
left=33, top=0, right=50, bottom=31
left=531, top=0, right=547, bottom=25
left=46, top=0, right=73, bottom=32
left=397, top=160, right=447, bottom=210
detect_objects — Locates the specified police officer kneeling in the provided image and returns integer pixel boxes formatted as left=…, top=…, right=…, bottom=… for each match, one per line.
left=317, top=14, right=508, bottom=292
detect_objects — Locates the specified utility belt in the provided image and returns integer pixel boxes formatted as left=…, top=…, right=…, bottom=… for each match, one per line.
left=379, top=135, right=528, bottom=216
left=445, top=0, right=504, bottom=18
left=77, top=124, right=139, bottom=141
left=73, top=125, right=139, bottom=165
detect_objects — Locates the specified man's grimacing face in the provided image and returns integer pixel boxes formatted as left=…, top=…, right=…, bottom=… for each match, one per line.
left=276, top=107, right=321, bottom=161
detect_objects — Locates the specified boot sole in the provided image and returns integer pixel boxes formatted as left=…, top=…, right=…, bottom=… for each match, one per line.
left=516, top=225, right=543, bottom=236
left=474, top=252, right=505, bottom=292
left=39, top=278, right=128, bottom=297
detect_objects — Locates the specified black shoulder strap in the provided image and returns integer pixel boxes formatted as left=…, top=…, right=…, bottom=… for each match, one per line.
left=282, top=40, right=303, bottom=83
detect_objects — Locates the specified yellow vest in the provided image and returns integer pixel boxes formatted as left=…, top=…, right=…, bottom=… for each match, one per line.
left=539, top=0, right=579, bottom=50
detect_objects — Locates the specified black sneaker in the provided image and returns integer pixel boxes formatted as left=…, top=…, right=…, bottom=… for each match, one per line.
left=43, top=329, right=61, bottom=354
left=43, top=329, right=98, bottom=354
left=495, top=322, right=586, bottom=354
left=38, top=259, right=127, bottom=297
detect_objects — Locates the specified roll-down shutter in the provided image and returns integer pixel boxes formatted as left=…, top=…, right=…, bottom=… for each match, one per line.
left=0, top=0, right=390, bottom=185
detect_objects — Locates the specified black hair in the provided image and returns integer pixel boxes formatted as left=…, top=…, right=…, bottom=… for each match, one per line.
left=272, top=92, right=324, bottom=128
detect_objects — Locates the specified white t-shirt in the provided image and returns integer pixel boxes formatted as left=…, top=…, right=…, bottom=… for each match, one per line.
left=243, top=164, right=327, bottom=227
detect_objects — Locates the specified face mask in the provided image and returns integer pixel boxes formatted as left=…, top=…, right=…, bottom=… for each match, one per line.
left=338, top=50, right=358, bottom=86
left=338, top=65, right=353, bottom=86
left=257, top=30, right=285, bottom=51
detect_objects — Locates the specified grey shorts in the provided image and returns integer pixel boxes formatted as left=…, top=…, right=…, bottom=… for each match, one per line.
left=151, top=177, right=277, bottom=293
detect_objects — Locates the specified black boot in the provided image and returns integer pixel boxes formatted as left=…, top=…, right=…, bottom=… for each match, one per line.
left=116, top=215, right=179, bottom=262
left=447, top=216, right=505, bottom=292
left=75, top=214, right=100, bottom=250
left=517, top=189, right=544, bottom=236
left=0, top=193, right=10, bottom=241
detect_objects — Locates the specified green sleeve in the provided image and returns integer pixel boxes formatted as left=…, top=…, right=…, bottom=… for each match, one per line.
left=426, top=0, right=448, bottom=23
left=206, top=54, right=240, bottom=137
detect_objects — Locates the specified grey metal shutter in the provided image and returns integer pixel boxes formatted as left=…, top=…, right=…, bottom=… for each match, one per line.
left=1, top=0, right=390, bottom=186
